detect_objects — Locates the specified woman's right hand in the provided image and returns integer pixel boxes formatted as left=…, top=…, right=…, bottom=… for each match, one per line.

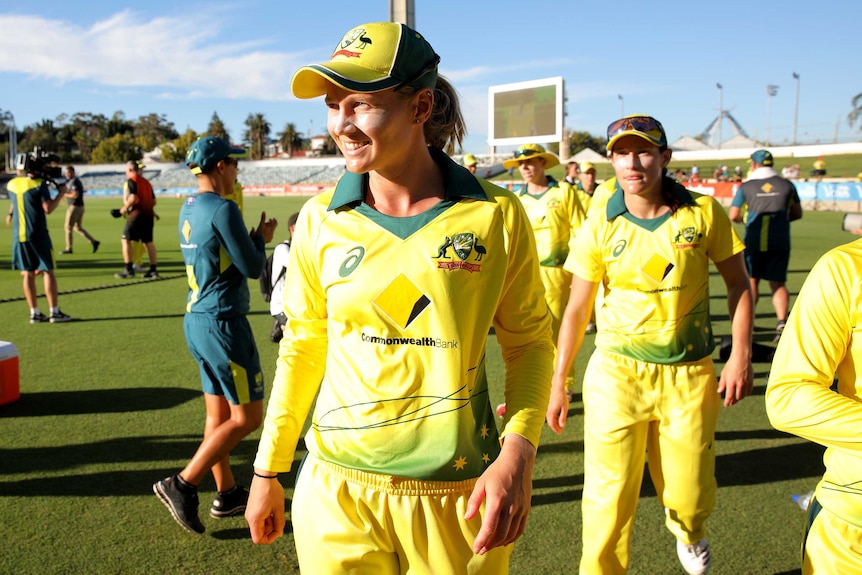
left=245, top=472, right=286, bottom=544
left=545, top=377, right=570, bottom=434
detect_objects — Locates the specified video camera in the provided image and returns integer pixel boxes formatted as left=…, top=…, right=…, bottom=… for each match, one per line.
left=15, top=147, right=62, bottom=181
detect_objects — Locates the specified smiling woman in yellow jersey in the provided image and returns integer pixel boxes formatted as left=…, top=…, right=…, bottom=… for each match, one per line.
left=244, top=21, right=554, bottom=575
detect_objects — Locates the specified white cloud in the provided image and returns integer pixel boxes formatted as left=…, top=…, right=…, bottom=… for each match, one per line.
left=0, top=10, right=308, bottom=101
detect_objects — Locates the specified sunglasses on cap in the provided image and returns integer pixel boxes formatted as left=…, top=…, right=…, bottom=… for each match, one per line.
left=606, top=116, right=666, bottom=145
left=514, top=148, right=541, bottom=159
left=394, top=54, right=441, bottom=92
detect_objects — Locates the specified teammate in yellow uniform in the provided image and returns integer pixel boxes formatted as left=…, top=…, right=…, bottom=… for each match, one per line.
left=547, top=115, right=754, bottom=575
left=502, top=143, right=585, bottom=405
left=766, top=238, right=862, bottom=574
left=586, top=175, right=617, bottom=219
left=575, top=161, right=598, bottom=213
left=245, top=21, right=554, bottom=574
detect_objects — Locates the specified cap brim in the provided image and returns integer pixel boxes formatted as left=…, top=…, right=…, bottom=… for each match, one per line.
left=292, top=63, right=398, bottom=99
left=606, top=131, right=664, bottom=151
left=227, top=146, right=245, bottom=156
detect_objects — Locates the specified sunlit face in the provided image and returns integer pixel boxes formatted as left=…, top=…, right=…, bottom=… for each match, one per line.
left=610, top=135, right=671, bottom=198
left=566, top=163, right=579, bottom=179
left=325, top=84, right=419, bottom=175
left=466, top=164, right=477, bottom=174
left=517, top=157, right=546, bottom=184
left=65, top=168, right=74, bottom=179
left=579, top=170, right=596, bottom=192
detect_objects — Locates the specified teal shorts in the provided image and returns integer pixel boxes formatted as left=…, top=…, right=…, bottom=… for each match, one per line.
left=183, top=313, right=264, bottom=405
left=12, top=237, right=55, bottom=272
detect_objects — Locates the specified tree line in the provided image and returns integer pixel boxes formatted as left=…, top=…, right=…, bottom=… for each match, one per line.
left=0, top=110, right=324, bottom=170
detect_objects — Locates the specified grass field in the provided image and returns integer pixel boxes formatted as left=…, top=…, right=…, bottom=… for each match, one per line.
left=0, top=194, right=854, bottom=574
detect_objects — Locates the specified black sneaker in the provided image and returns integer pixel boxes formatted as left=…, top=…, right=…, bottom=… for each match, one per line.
left=210, top=485, right=249, bottom=518
left=49, top=311, right=72, bottom=323
left=143, top=269, right=160, bottom=279
left=92, top=241, right=100, bottom=254
left=153, top=476, right=205, bottom=534
left=60, top=249, right=73, bottom=255
left=114, top=269, right=134, bottom=279
left=30, top=312, right=49, bottom=324
left=776, top=320, right=787, bottom=335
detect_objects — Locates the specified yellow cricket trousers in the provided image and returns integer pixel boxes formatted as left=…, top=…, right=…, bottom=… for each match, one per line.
left=292, top=455, right=512, bottom=574
left=579, top=349, right=720, bottom=575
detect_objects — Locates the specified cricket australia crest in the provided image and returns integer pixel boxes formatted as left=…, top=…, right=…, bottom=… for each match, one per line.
left=433, top=231, right=485, bottom=272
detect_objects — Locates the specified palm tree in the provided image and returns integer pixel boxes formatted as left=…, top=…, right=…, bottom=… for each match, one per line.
left=243, top=113, right=271, bottom=160
left=207, top=112, right=230, bottom=143
left=278, top=122, right=302, bottom=157
left=848, top=93, right=862, bottom=131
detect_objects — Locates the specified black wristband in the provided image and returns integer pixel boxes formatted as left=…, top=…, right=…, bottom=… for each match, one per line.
left=253, top=470, right=278, bottom=479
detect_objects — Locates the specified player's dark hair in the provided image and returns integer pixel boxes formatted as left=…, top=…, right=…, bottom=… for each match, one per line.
left=656, top=145, right=682, bottom=214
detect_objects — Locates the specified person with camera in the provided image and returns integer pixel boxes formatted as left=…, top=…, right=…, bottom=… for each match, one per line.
left=115, top=160, right=158, bottom=279
left=5, top=151, right=72, bottom=323
left=60, top=165, right=100, bottom=255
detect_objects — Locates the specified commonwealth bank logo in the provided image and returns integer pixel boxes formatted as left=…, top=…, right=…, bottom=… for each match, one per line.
left=642, top=253, right=674, bottom=283
left=373, top=274, right=431, bottom=330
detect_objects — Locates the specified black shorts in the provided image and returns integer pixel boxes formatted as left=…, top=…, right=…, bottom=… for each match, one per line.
left=745, top=249, right=789, bottom=283
left=121, top=213, right=154, bottom=243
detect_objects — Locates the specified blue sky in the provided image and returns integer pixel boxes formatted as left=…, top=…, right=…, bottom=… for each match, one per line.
left=1, top=1, right=859, bottom=155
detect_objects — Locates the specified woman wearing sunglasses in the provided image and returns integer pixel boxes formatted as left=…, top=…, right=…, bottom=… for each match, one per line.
left=546, top=115, right=754, bottom=574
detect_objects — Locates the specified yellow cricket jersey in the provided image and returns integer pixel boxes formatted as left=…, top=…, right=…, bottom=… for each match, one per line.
left=766, top=239, right=862, bottom=528
left=564, top=180, right=744, bottom=364
left=514, top=177, right=586, bottom=267
left=586, top=177, right=616, bottom=219
left=576, top=187, right=593, bottom=215
left=255, top=150, right=554, bottom=481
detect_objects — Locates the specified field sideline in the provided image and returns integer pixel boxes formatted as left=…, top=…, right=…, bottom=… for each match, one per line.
left=0, top=195, right=855, bottom=574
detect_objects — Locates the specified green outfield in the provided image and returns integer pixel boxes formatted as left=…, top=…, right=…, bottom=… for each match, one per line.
left=0, top=195, right=853, bottom=574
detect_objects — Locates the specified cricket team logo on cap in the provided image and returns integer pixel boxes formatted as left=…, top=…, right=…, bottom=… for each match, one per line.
left=335, top=28, right=373, bottom=58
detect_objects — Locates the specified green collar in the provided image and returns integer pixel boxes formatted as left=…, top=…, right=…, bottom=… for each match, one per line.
left=327, top=147, right=488, bottom=211
left=515, top=175, right=560, bottom=198
left=607, top=177, right=696, bottom=219
left=326, top=148, right=490, bottom=240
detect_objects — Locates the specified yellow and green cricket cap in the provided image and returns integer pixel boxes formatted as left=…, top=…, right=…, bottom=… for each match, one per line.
left=605, top=114, right=668, bottom=151
left=463, top=153, right=478, bottom=166
left=580, top=161, right=596, bottom=173
left=502, top=143, right=560, bottom=170
left=291, top=22, right=440, bottom=99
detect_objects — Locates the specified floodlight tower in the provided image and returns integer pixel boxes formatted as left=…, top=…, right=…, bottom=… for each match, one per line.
left=389, top=0, right=415, bottom=27
left=766, top=84, right=779, bottom=146
left=792, top=73, right=800, bottom=145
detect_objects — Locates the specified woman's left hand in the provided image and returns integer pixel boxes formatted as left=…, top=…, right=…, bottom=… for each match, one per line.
left=465, top=433, right=535, bottom=554
left=718, top=352, right=753, bottom=407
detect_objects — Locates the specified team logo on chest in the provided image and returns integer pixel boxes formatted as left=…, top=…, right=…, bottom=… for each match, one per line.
left=673, top=226, right=703, bottom=249
left=433, top=231, right=486, bottom=273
